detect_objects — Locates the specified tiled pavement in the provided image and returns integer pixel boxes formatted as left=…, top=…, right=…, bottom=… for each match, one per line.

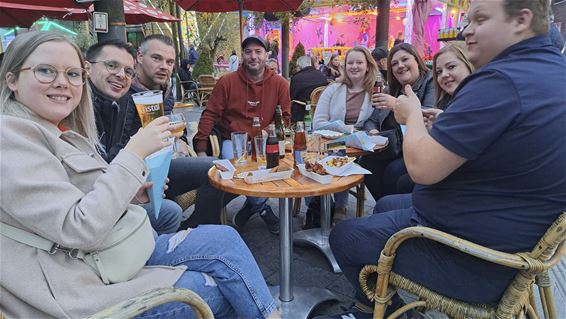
left=183, top=106, right=565, bottom=319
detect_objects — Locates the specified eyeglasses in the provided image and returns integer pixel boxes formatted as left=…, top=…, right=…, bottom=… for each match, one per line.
left=89, top=60, right=136, bottom=79
left=14, top=64, right=87, bottom=87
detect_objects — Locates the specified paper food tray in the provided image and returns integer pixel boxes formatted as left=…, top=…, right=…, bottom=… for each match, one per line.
left=213, top=159, right=236, bottom=179
left=319, top=156, right=355, bottom=175
left=242, top=169, right=294, bottom=184
left=297, top=164, right=333, bottom=184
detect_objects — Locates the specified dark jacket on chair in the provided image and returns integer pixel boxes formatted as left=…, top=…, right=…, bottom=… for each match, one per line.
left=290, top=66, right=328, bottom=122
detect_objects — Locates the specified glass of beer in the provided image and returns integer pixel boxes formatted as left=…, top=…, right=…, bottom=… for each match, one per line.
left=132, top=90, right=164, bottom=127
left=167, top=113, right=187, bottom=158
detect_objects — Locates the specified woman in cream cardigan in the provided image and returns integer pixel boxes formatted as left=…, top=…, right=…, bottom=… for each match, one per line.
left=0, top=31, right=278, bottom=319
left=313, top=46, right=379, bottom=222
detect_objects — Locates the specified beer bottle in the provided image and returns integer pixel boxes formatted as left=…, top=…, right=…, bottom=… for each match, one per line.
left=266, top=123, right=279, bottom=169
left=304, top=101, right=313, bottom=135
left=274, top=105, right=286, bottom=159
left=293, top=121, right=307, bottom=169
left=251, top=116, right=261, bottom=162
left=373, top=72, right=384, bottom=94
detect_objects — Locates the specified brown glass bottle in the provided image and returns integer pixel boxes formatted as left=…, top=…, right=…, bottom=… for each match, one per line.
left=266, top=123, right=279, bottom=169
left=293, top=121, right=307, bottom=169
left=274, top=105, right=286, bottom=159
left=373, top=72, right=384, bottom=94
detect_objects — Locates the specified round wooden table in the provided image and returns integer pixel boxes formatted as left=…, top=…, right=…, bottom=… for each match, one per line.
left=208, top=154, right=364, bottom=318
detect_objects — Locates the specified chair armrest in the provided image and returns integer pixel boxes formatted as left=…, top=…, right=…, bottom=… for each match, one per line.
left=88, top=287, right=213, bottom=319
left=382, top=226, right=533, bottom=270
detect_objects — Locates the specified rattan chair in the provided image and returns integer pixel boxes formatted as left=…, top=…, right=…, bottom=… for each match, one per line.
left=359, top=212, right=566, bottom=319
left=88, top=288, right=213, bottom=319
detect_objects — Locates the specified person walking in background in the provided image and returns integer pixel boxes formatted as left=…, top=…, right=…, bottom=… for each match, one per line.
left=195, top=35, right=291, bottom=235
left=187, top=43, right=199, bottom=71
left=228, top=49, right=239, bottom=72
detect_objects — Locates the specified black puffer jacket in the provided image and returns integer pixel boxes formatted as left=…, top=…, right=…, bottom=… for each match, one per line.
left=91, top=82, right=128, bottom=162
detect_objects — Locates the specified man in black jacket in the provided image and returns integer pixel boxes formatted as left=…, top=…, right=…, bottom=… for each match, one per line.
left=86, top=40, right=183, bottom=234
left=290, top=55, right=328, bottom=122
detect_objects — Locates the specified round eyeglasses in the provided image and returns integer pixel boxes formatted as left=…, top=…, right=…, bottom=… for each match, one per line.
left=15, top=64, right=87, bottom=87
left=89, top=60, right=136, bottom=79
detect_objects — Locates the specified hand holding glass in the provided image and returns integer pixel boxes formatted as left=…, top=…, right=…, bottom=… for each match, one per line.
left=166, top=113, right=187, bottom=158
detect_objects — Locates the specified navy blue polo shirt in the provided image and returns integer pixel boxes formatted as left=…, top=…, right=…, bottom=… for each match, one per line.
left=413, top=36, right=566, bottom=252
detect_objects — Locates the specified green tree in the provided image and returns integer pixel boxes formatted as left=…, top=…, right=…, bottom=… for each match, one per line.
left=288, top=42, right=305, bottom=76
left=192, top=46, right=214, bottom=79
left=196, top=12, right=240, bottom=60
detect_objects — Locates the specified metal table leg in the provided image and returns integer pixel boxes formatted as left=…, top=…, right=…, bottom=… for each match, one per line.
left=293, top=194, right=342, bottom=273
left=275, top=198, right=338, bottom=318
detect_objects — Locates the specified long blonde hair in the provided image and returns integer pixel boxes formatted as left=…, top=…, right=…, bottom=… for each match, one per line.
left=337, top=46, right=378, bottom=94
left=0, top=31, right=98, bottom=147
left=432, top=42, right=474, bottom=110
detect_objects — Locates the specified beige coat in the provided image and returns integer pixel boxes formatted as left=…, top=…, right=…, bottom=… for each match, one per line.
left=0, top=112, right=185, bottom=318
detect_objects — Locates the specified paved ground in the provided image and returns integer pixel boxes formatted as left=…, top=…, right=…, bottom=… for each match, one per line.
left=182, top=106, right=565, bottom=319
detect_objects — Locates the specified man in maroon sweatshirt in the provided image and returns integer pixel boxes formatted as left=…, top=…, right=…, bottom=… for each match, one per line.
left=195, top=35, right=291, bottom=234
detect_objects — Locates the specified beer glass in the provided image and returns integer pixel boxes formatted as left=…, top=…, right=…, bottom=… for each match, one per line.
left=254, top=136, right=267, bottom=169
left=131, top=90, right=164, bottom=127
left=166, top=113, right=187, bottom=158
left=231, top=131, right=248, bottom=165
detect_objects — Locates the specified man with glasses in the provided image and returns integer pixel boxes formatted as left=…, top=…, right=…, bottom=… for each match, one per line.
left=86, top=39, right=183, bottom=235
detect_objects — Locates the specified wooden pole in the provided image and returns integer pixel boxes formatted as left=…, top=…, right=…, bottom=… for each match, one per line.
left=375, top=0, right=390, bottom=48
left=94, top=0, right=126, bottom=42
left=281, top=18, right=290, bottom=78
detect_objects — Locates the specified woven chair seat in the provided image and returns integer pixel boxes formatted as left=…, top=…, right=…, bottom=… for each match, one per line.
left=359, top=212, right=566, bottom=319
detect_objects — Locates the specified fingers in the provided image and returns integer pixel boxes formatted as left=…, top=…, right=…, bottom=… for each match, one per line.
left=404, top=84, right=416, bottom=97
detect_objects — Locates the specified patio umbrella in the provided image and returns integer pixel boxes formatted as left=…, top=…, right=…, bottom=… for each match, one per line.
left=173, top=0, right=303, bottom=41
left=411, top=0, right=432, bottom=56
left=0, top=0, right=90, bottom=28
left=101, top=0, right=180, bottom=24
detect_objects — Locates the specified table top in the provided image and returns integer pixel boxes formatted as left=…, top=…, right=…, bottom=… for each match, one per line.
left=208, top=154, right=364, bottom=198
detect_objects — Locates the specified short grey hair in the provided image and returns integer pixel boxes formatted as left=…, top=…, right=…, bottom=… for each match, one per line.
left=297, top=56, right=312, bottom=70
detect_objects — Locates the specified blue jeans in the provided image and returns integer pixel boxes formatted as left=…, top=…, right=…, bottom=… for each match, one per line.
left=330, top=198, right=518, bottom=307
left=138, top=225, right=276, bottom=318
left=144, top=199, right=182, bottom=235
left=222, top=140, right=268, bottom=211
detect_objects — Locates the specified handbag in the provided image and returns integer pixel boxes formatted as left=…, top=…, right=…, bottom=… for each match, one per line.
left=0, top=204, right=155, bottom=284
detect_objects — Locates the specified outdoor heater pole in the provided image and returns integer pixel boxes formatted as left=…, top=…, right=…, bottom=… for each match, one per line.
left=376, top=0, right=390, bottom=48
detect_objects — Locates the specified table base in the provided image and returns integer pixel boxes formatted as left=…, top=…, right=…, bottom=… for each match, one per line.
left=294, top=228, right=342, bottom=273
left=270, top=286, right=338, bottom=319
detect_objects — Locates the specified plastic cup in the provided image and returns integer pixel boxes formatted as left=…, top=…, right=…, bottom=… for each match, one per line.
left=254, top=136, right=267, bottom=169
left=131, top=90, right=164, bottom=127
left=231, top=131, right=248, bottom=165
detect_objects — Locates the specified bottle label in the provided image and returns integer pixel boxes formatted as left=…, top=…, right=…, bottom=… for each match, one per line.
left=304, top=121, right=313, bottom=133
left=294, top=150, right=305, bottom=164
left=278, top=141, right=285, bottom=156
left=266, top=144, right=279, bottom=154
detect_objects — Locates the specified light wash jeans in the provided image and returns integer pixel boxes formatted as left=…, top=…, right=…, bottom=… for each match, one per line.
left=143, top=199, right=182, bottom=235
left=138, top=225, right=276, bottom=319
left=222, top=140, right=268, bottom=212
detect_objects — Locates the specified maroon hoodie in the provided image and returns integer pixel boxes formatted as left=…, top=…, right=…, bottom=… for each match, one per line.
left=195, top=66, right=291, bottom=153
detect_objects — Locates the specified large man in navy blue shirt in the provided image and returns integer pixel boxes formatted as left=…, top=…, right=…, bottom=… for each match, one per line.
left=326, top=0, right=566, bottom=318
